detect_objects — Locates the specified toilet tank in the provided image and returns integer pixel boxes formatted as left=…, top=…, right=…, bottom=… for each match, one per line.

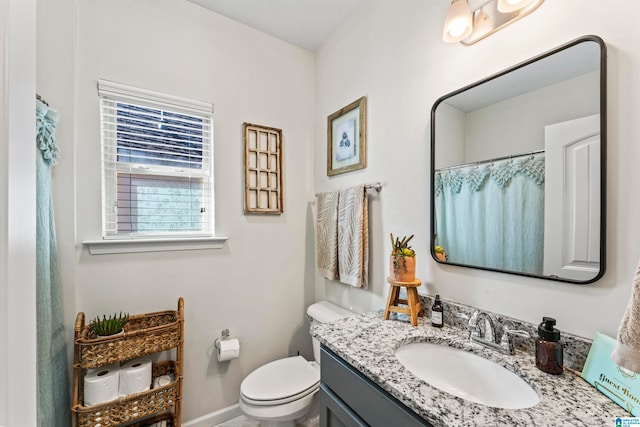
left=307, top=301, right=354, bottom=363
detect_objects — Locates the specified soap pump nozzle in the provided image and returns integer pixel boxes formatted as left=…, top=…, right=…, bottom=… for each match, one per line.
left=538, top=317, right=561, bottom=342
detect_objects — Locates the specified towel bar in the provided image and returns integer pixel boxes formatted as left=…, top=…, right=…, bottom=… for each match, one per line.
left=314, top=182, right=382, bottom=197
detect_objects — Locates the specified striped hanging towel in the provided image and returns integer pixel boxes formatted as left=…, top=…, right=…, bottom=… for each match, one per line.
left=316, top=191, right=340, bottom=280
left=337, top=185, right=369, bottom=288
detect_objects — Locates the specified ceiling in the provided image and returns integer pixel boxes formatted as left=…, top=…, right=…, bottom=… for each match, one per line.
left=187, top=0, right=368, bottom=52
left=445, top=40, right=601, bottom=112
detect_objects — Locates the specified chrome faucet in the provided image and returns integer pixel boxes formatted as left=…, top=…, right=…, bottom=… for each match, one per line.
left=467, top=310, right=530, bottom=355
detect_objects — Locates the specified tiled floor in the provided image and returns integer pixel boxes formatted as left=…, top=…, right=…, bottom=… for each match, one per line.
left=213, top=415, right=259, bottom=427
left=214, top=415, right=319, bottom=427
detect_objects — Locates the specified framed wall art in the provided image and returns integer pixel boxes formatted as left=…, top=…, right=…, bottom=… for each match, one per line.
left=327, top=96, right=367, bottom=176
left=243, top=123, right=283, bottom=214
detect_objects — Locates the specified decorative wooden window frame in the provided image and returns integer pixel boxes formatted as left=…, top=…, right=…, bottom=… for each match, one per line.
left=243, top=123, right=283, bottom=214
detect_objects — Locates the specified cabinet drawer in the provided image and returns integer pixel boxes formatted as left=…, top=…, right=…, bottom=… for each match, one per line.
left=321, top=346, right=431, bottom=427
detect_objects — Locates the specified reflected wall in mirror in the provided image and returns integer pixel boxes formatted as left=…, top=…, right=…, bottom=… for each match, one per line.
left=430, top=35, right=606, bottom=284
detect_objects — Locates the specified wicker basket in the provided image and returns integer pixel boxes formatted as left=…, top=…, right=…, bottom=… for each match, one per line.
left=72, top=361, right=180, bottom=426
left=128, top=413, right=176, bottom=427
left=75, top=309, right=181, bottom=369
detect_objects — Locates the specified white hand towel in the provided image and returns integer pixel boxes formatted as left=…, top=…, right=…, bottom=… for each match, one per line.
left=612, top=259, right=640, bottom=372
left=337, top=186, right=369, bottom=288
left=316, top=191, right=340, bottom=280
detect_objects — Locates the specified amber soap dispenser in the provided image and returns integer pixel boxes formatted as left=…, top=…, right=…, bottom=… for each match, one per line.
left=431, top=295, right=443, bottom=328
left=535, top=317, right=563, bottom=375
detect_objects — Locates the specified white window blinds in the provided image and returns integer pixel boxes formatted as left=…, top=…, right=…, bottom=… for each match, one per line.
left=98, top=80, right=214, bottom=238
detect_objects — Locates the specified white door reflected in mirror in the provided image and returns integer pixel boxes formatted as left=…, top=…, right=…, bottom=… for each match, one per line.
left=543, top=114, right=601, bottom=281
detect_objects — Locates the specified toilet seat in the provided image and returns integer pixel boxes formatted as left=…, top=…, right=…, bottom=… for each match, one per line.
left=240, top=356, right=320, bottom=406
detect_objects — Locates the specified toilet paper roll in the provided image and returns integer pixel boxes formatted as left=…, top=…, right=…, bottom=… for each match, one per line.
left=216, top=338, right=240, bottom=362
left=84, top=364, right=120, bottom=406
left=119, top=357, right=152, bottom=396
left=152, top=374, right=173, bottom=389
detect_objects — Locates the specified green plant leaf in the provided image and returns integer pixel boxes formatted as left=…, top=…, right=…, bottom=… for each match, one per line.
left=89, top=311, right=130, bottom=336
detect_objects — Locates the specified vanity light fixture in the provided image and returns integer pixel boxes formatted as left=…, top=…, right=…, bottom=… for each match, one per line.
left=442, top=0, right=473, bottom=43
left=496, top=0, right=538, bottom=13
left=443, top=0, right=544, bottom=45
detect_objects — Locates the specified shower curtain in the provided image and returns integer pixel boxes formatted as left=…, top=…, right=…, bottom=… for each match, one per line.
left=434, top=155, right=545, bottom=275
left=36, top=99, right=70, bottom=426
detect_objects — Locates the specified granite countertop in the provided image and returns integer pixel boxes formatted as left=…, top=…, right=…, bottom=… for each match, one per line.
left=312, top=311, right=628, bottom=426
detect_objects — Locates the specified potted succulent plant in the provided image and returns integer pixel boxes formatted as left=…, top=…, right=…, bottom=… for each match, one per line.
left=89, top=312, right=130, bottom=337
left=434, top=245, right=447, bottom=262
left=389, top=233, right=416, bottom=282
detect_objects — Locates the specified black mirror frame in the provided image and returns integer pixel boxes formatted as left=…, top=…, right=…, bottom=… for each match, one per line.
left=429, top=35, right=607, bottom=284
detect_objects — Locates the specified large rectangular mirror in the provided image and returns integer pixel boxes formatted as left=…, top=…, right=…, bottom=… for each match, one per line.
left=430, top=35, right=606, bottom=284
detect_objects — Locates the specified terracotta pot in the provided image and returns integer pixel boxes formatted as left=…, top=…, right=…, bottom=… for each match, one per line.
left=435, top=252, right=446, bottom=262
left=389, top=255, right=416, bottom=282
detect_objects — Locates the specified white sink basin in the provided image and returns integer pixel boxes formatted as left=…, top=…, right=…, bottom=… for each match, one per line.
left=395, top=342, right=539, bottom=409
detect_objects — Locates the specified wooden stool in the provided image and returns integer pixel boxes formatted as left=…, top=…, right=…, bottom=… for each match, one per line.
left=384, top=277, right=423, bottom=326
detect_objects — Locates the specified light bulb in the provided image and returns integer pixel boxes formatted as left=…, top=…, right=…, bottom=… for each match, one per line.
left=442, top=0, right=473, bottom=43
left=448, top=19, right=469, bottom=38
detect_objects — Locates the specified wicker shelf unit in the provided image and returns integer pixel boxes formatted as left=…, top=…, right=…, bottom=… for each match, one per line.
left=72, top=297, right=184, bottom=427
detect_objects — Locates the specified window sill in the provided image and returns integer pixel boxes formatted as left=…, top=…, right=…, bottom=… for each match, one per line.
left=82, top=236, right=228, bottom=255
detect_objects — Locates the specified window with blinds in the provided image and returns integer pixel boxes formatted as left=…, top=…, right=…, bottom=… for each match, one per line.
left=98, top=80, right=214, bottom=238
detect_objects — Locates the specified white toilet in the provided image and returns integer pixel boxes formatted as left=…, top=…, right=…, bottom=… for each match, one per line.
left=239, top=300, right=353, bottom=427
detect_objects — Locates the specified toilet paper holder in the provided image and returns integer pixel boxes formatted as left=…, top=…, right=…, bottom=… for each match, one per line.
left=214, top=329, right=230, bottom=348
left=214, top=329, right=240, bottom=362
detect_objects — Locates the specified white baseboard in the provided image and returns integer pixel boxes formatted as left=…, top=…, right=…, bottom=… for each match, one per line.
left=182, top=403, right=242, bottom=427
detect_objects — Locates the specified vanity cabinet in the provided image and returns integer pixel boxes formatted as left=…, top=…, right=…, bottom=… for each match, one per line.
left=320, top=346, right=431, bottom=427
left=71, top=298, right=184, bottom=426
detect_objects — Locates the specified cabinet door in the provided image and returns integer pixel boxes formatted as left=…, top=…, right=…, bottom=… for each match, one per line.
left=319, top=384, right=368, bottom=427
left=321, top=347, right=431, bottom=427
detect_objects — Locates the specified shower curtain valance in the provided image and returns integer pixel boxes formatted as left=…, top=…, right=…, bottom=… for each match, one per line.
left=435, top=154, right=545, bottom=196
